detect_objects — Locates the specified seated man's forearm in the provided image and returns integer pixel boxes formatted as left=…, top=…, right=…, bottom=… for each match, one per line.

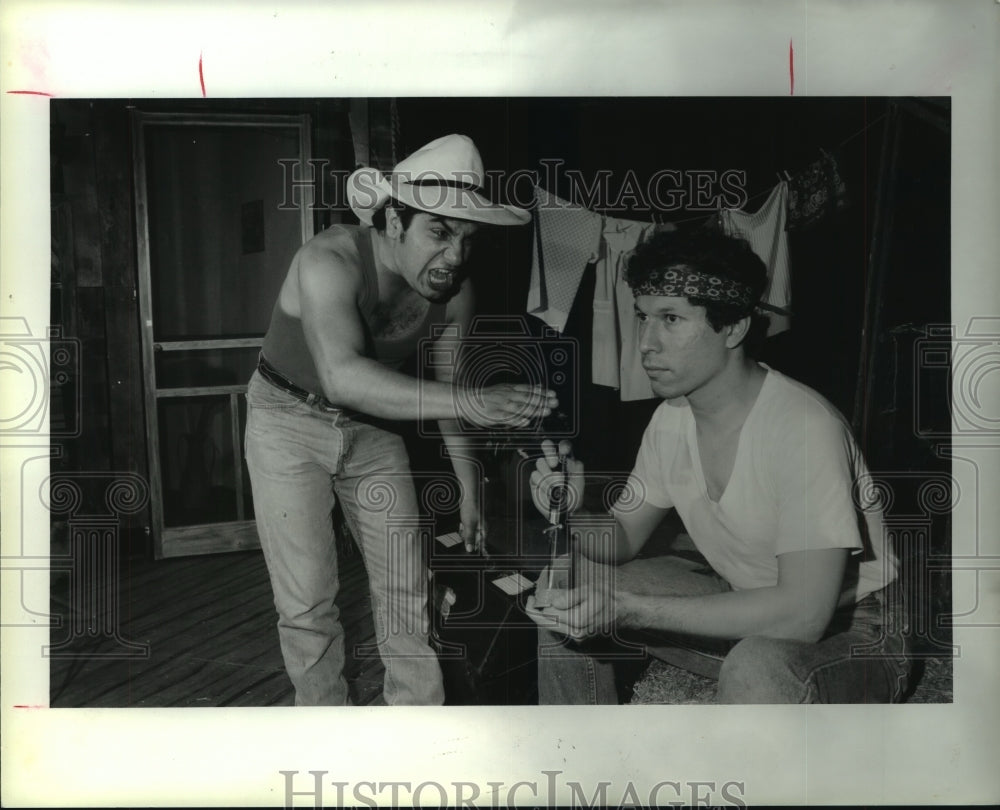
left=606, top=538, right=846, bottom=644
left=617, top=585, right=833, bottom=644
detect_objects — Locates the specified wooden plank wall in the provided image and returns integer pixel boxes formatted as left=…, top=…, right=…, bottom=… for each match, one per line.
left=53, top=101, right=143, bottom=526
left=93, top=102, right=148, bottom=497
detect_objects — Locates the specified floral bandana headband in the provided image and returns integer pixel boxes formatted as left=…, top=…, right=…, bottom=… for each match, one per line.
left=629, top=265, right=757, bottom=310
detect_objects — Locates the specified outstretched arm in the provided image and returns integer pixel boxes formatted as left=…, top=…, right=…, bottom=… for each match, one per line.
left=298, top=243, right=556, bottom=424
left=435, top=280, right=487, bottom=551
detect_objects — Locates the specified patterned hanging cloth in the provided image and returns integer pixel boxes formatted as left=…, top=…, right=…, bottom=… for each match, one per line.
left=786, top=148, right=849, bottom=231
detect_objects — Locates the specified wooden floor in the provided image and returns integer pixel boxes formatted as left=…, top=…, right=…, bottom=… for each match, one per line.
left=49, top=547, right=385, bottom=707
left=49, top=538, right=951, bottom=707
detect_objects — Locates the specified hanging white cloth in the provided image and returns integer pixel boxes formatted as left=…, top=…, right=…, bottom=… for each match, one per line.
left=527, top=187, right=603, bottom=333
left=593, top=216, right=661, bottom=401
left=720, top=181, right=792, bottom=336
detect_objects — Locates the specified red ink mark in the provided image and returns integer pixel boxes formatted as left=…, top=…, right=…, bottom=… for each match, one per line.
left=13, top=704, right=46, bottom=709
left=789, top=39, right=795, bottom=96
left=199, top=52, right=206, bottom=97
left=6, top=90, right=54, bottom=97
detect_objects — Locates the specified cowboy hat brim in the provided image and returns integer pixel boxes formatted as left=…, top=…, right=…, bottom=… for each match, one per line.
left=391, top=181, right=531, bottom=226
left=347, top=167, right=530, bottom=226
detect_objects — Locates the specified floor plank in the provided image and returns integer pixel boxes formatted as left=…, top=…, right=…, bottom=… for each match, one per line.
left=50, top=549, right=384, bottom=707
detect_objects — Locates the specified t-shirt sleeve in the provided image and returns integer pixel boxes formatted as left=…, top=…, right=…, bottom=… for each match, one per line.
left=773, top=405, right=864, bottom=556
left=616, top=409, right=675, bottom=512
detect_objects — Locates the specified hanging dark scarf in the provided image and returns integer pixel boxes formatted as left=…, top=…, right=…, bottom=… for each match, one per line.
left=787, top=148, right=849, bottom=230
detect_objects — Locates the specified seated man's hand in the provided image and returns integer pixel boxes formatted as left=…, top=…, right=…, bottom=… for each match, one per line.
left=526, top=555, right=618, bottom=642
left=529, top=439, right=585, bottom=520
left=531, top=553, right=573, bottom=608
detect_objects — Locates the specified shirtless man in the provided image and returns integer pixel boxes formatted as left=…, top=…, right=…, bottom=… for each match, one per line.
left=245, top=134, right=557, bottom=705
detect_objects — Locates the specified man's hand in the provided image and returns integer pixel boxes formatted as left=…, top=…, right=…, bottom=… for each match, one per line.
left=528, top=439, right=586, bottom=520
left=526, top=555, right=620, bottom=642
left=530, top=552, right=573, bottom=607
left=458, top=496, right=487, bottom=553
left=458, top=383, right=558, bottom=428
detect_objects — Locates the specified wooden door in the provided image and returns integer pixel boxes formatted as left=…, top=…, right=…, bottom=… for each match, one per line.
left=133, top=112, right=313, bottom=558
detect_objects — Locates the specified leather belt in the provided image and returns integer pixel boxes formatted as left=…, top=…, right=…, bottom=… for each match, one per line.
left=257, top=356, right=340, bottom=412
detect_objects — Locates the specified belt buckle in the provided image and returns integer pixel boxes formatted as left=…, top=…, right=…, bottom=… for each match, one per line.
left=315, top=397, right=340, bottom=413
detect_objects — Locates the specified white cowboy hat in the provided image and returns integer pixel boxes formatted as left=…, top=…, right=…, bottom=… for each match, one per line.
left=347, top=133, right=530, bottom=227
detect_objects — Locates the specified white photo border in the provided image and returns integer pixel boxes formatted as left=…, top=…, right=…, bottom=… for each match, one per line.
left=2, top=1, right=998, bottom=806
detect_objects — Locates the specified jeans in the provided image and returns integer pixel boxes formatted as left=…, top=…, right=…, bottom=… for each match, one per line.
left=537, top=556, right=911, bottom=704
left=244, top=370, right=444, bottom=705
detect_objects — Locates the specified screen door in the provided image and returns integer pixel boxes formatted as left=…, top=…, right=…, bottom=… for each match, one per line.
left=133, top=112, right=313, bottom=557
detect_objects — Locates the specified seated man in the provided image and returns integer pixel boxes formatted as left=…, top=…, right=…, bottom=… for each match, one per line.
left=526, top=228, right=911, bottom=704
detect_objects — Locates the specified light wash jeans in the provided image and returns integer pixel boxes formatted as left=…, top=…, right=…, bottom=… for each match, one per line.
left=244, top=370, right=444, bottom=705
left=537, top=556, right=911, bottom=704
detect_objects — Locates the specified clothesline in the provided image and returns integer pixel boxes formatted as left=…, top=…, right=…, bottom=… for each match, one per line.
left=529, top=176, right=794, bottom=401
left=555, top=109, right=891, bottom=228
left=655, top=109, right=889, bottom=226
left=526, top=108, right=884, bottom=395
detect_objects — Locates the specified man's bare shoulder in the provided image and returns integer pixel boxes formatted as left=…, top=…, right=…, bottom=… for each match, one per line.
left=277, top=227, right=365, bottom=317
left=298, top=226, right=365, bottom=274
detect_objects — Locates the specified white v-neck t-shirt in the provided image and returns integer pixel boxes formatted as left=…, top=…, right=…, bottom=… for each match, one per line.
left=620, top=367, right=895, bottom=601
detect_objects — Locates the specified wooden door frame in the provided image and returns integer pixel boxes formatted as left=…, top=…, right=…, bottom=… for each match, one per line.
left=132, top=111, right=314, bottom=558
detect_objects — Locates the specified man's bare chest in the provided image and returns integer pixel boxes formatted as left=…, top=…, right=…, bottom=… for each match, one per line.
left=368, top=291, right=431, bottom=341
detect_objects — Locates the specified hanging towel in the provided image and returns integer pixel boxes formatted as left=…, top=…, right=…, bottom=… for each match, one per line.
left=720, top=181, right=792, bottom=336
left=593, top=216, right=661, bottom=400
left=527, top=187, right=603, bottom=333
